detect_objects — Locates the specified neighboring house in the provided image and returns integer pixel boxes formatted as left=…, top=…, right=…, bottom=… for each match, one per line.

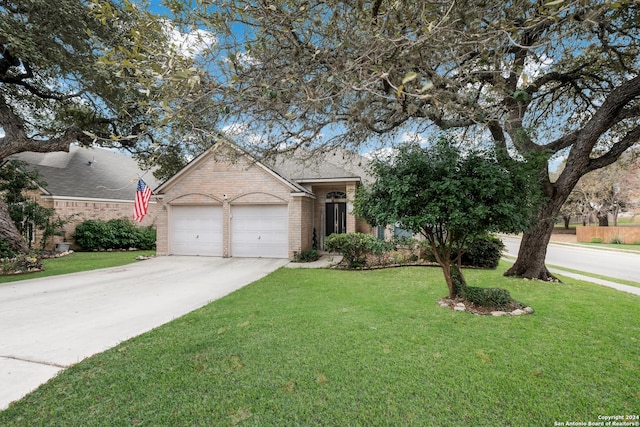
left=6, top=145, right=159, bottom=250
left=154, top=140, right=378, bottom=259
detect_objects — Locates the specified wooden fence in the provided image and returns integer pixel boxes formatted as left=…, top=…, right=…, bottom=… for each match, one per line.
left=576, top=226, right=640, bottom=244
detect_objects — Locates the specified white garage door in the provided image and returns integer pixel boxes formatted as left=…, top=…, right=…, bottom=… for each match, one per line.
left=170, top=205, right=223, bottom=256
left=231, top=205, right=288, bottom=258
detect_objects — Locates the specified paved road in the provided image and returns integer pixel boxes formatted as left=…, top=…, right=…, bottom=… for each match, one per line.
left=502, top=236, right=640, bottom=283
left=0, top=256, right=288, bottom=410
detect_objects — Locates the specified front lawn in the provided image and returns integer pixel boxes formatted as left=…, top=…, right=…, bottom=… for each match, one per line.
left=0, top=251, right=155, bottom=284
left=1, top=264, right=638, bottom=426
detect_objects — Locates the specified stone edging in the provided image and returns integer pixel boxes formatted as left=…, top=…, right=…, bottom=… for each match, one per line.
left=438, top=299, right=534, bottom=316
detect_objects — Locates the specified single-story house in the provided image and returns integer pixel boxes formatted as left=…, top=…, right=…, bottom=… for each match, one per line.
left=154, top=141, right=378, bottom=259
left=6, top=145, right=159, bottom=250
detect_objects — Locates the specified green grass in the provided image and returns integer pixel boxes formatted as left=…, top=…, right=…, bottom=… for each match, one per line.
left=0, top=251, right=155, bottom=284
left=1, top=263, right=638, bottom=426
left=578, top=242, right=640, bottom=252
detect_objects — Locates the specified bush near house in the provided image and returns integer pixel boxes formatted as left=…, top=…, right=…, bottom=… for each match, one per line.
left=74, top=218, right=156, bottom=251
left=325, top=233, right=379, bottom=268
left=293, top=249, right=320, bottom=263
left=0, top=240, right=15, bottom=259
left=422, top=234, right=505, bottom=269
left=327, top=233, right=504, bottom=270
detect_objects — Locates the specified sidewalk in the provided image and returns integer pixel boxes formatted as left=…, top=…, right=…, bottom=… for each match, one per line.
left=547, top=267, right=640, bottom=296
left=547, top=233, right=640, bottom=294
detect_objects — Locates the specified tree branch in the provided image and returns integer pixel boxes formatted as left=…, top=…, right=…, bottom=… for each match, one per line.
left=586, top=125, right=640, bottom=172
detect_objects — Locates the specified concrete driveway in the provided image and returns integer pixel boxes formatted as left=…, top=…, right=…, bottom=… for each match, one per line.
left=0, top=256, right=288, bottom=410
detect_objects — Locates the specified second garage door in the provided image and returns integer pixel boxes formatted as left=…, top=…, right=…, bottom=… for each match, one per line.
left=170, top=205, right=223, bottom=256
left=231, top=205, right=288, bottom=258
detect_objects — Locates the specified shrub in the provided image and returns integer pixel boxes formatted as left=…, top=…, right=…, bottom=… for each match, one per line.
left=74, top=220, right=113, bottom=251
left=294, top=249, right=319, bottom=263
left=325, top=232, right=378, bottom=268
left=371, top=238, right=397, bottom=255
left=0, top=240, right=15, bottom=259
left=463, top=286, right=513, bottom=310
left=422, top=234, right=504, bottom=269
left=459, top=235, right=505, bottom=269
left=610, top=236, right=623, bottom=244
left=74, top=218, right=156, bottom=251
left=136, top=226, right=157, bottom=250
left=590, top=237, right=603, bottom=243
left=106, top=218, right=140, bottom=249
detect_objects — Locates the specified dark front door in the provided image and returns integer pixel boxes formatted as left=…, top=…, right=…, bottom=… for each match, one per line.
left=326, top=202, right=347, bottom=235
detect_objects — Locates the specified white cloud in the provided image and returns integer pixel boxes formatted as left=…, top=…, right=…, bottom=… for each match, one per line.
left=234, top=51, right=260, bottom=67
left=162, top=20, right=216, bottom=58
left=519, top=54, right=554, bottom=87
left=221, top=123, right=266, bottom=148
left=221, top=123, right=249, bottom=136
left=399, top=131, right=430, bottom=146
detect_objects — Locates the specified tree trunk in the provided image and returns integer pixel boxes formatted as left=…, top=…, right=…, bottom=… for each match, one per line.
left=0, top=198, right=28, bottom=254
left=504, top=205, right=559, bottom=281
left=440, top=259, right=467, bottom=298
left=598, top=213, right=609, bottom=226
left=563, top=215, right=570, bottom=229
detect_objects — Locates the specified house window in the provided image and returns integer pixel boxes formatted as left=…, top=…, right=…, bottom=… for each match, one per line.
left=394, top=222, right=413, bottom=239
left=326, top=191, right=346, bottom=201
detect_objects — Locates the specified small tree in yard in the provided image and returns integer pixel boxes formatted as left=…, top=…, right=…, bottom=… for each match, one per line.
left=355, top=140, right=541, bottom=302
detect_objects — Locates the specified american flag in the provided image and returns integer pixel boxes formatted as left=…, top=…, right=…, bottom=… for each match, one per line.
left=133, top=178, right=152, bottom=222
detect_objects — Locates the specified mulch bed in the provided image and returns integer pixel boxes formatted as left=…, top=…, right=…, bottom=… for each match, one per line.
left=438, top=296, right=526, bottom=316
left=0, top=250, right=73, bottom=276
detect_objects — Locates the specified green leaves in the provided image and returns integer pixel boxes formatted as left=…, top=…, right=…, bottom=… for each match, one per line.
left=356, top=137, right=541, bottom=240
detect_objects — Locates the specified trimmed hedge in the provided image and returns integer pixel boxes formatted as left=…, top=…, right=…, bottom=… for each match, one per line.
left=74, top=218, right=156, bottom=251
left=325, top=233, right=378, bottom=268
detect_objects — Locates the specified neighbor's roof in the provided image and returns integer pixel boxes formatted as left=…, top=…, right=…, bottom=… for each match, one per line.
left=8, top=145, right=159, bottom=201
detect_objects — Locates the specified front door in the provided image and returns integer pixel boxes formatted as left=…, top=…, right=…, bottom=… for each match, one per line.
left=326, top=202, right=346, bottom=235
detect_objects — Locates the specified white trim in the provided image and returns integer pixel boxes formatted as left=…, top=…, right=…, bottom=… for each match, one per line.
left=295, top=177, right=361, bottom=184
left=291, top=192, right=316, bottom=199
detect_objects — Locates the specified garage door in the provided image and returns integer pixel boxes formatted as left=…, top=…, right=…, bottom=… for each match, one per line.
left=170, top=205, right=223, bottom=256
left=231, top=205, right=288, bottom=258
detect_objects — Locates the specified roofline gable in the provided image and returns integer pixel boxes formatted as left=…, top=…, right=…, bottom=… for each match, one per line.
left=155, top=139, right=312, bottom=195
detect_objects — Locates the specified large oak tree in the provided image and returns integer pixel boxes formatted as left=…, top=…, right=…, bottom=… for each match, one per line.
left=0, top=0, right=210, bottom=252
left=178, top=0, right=640, bottom=280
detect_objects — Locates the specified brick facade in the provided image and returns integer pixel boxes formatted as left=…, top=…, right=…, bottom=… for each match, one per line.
left=155, top=146, right=316, bottom=258
left=155, top=143, right=376, bottom=260
left=27, top=194, right=158, bottom=251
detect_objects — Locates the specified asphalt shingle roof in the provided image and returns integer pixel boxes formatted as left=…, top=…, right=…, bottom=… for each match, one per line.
left=9, top=146, right=159, bottom=201
left=266, top=148, right=372, bottom=183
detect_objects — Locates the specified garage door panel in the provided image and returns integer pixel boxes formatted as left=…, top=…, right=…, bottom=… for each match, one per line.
left=171, top=206, right=223, bottom=256
left=231, top=205, right=288, bottom=258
